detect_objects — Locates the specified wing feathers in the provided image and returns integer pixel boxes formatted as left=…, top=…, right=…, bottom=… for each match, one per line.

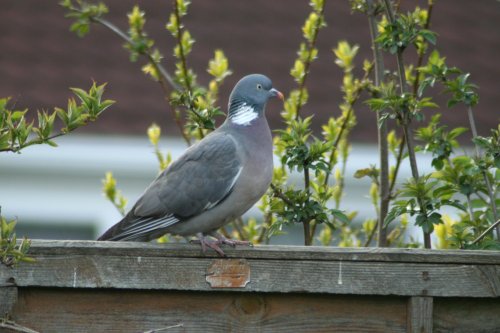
left=99, top=132, right=243, bottom=241
left=105, top=215, right=180, bottom=241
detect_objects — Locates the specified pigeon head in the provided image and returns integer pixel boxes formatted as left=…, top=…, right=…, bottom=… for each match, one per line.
left=228, top=74, right=283, bottom=126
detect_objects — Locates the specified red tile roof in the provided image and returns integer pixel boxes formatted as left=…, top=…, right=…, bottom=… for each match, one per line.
left=1, top=0, right=498, bottom=141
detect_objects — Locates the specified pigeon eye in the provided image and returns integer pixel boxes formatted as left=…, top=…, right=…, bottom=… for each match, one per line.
left=256, top=84, right=263, bottom=90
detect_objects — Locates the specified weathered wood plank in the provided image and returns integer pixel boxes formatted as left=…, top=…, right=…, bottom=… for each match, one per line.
left=26, top=240, right=500, bottom=265
left=11, top=288, right=408, bottom=333
left=4, top=254, right=500, bottom=297
left=407, top=296, right=433, bottom=333
left=5, top=241, right=500, bottom=332
left=433, top=298, right=500, bottom=333
left=0, top=286, right=17, bottom=317
left=0, top=264, right=17, bottom=318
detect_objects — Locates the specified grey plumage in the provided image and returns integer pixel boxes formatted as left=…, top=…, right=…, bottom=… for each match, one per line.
left=98, top=74, right=283, bottom=255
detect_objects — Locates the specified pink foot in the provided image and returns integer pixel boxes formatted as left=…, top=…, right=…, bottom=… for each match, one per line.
left=191, top=233, right=253, bottom=256
left=211, top=233, right=252, bottom=248
left=191, top=234, right=226, bottom=256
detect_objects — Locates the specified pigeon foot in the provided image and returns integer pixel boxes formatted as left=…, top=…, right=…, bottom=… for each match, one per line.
left=191, top=233, right=227, bottom=257
left=210, top=232, right=253, bottom=248
left=191, top=233, right=253, bottom=257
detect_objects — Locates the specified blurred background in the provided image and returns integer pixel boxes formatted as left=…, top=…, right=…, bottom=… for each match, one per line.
left=1, top=1, right=499, bottom=244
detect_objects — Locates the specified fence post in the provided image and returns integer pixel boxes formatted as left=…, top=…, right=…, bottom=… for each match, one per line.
left=407, top=296, right=433, bottom=333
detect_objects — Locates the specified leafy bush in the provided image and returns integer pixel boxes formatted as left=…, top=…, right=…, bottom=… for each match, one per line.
left=62, top=0, right=499, bottom=249
left=1, top=81, right=114, bottom=264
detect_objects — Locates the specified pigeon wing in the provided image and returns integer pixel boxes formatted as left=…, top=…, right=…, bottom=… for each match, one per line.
left=140, top=132, right=243, bottom=218
left=101, top=132, right=242, bottom=240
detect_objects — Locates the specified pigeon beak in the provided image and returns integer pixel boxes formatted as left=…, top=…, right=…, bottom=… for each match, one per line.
left=270, top=88, right=284, bottom=101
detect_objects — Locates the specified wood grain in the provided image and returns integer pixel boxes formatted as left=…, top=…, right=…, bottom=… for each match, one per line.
left=433, top=298, right=500, bottom=333
left=11, top=288, right=408, bottom=333
left=3, top=253, right=499, bottom=297
left=0, top=286, right=17, bottom=316
left=25, top=240, right=500, bottom=264
left=3, top=240, right=500, bottom=332
left=0, top=265, right=17, bottom=318
left=407, top=297, right=433, bottom=333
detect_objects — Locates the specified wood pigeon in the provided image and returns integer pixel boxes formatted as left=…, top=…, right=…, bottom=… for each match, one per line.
left=98, top=74, right=283, bottom=256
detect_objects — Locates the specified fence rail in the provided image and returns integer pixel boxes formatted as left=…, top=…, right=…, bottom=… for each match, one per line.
left=1, top=240, right=499, bottom=332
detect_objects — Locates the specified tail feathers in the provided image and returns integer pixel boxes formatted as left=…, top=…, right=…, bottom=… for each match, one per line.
left=98, top=212, right=180, bottom=241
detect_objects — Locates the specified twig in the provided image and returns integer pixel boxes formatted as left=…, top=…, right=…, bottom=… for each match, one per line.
left=475, top=191, right=489, bottom=205
left=367, top=0, right=389, bottom=247
left=467, top=106, right=480, bottom=157
left=76, top=8, right=192, bottom=145
left=364, top=220, right=378, bottom=247
left=295, top=2, right=326, bottom=120
left=257, top=210, right=273, bottom=244
left=231, top=217, right=248, bottom=240
left=382, top=0, right=430, bottom=248
left=0, top=132, right=66, bottom=153
left=304, top=166, right=310, bottom=194
left=323, top=67, right=373, bottom=186
left=303, top=166, right=313, bottom=245
left=219, top=226, right=231, bottom=239
left=172, top=0, right=204, bottom=140
left=467, top=106, right=499, bottom=238
left=270, top=183, right=294, bottom=207
left=412, top=0, right=434, bottom=97
left=173, top=1, right=192, bottom=93
left=465, top=195, right=475, bottom=222
left=90, top=16, right=178, bottom=91
left=388, top=137, right=406, bottom=196
left=323, top=107, right=353, bottom=186
left=0, top=320, right=41, bottom=333
left=471, top=219, right=500, bottom=246
left=271, top=182, right=315, bottom=244
left=143, top=323, right=184, bottom=333
left=303, top=219, right=312, bottom=246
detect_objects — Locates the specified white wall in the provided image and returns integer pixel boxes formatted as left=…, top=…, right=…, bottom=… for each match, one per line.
left=1, top=134, right=441, bottom=244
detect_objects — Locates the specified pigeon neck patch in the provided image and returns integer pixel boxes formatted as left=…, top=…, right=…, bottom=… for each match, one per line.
left=229, top=102, right=258, bottom=126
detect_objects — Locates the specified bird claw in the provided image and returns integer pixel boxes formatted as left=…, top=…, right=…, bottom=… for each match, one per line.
left=191, top=233, right=253, bottom=256
left=211, top=232, right=253, bottom=248
left=191, top=234, right=227, bottom=257
left=217, top=237, right=252, bottom=248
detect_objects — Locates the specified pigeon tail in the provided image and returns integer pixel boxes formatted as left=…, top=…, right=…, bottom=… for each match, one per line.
left=98, top=211, right=179, bottom=241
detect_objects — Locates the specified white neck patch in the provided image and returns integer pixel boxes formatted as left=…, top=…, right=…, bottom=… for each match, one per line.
left=230, top=103, right=258, bottom=126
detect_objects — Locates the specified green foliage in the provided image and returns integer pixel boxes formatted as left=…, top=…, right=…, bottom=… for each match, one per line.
left=444, top=73, right=479, bottom=108
left=125, top=6, right=155, bottom=62
left=265, top=0, right=357, bottom=246
left=147, top=123, right=172, bottom=171
left=473, top=125, right=500, bottom=168
left=208, top=50, right=233, bottom=83
left=63, top=0, right=498, bottom=250
left=1, top=22, right=113, bottom=265
left=415, top=114, right=468, bottom=170
left=166, top=0, right=231, bottom=138
left=60, top=0, right=108, bottom=37
left=361, top=1, right=499, bottom=249
left=0, top=214, right=34, bottom=267
left=0, top=82, right=113, bottom=153
left=66, top=0, right=232, bottom=228
left=366, top=81, right=438, bottom=126
left=376, top=11, right=436, bottom=54
left=385, top=175, right=466, bottom=233
left=334, top=41, right=359, bottom=72
left=417, top=50, right=479, bottom=107
left=102, top=172, right=128, bottom=216
left=276, top=117, right=331, bottom=175
left=167, top=0, right=196, bottom=90
left=408, top=44, right=498, bottom=249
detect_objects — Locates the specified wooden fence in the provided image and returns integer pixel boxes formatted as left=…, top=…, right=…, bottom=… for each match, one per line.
left=1, top=240, right=499, bottom=332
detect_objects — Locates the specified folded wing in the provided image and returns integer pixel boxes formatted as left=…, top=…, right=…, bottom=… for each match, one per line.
left=99, top=132, right=243, bottom=241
